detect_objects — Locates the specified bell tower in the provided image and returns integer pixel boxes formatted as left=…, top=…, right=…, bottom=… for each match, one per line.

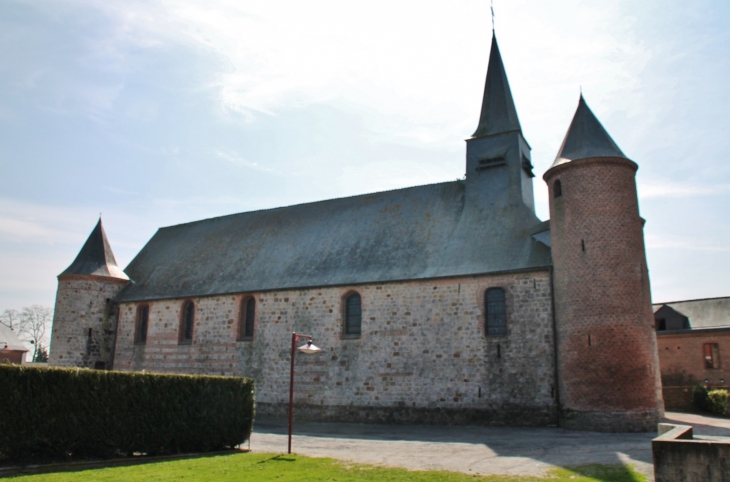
left=465, top=32, right=535, bottom=211
left=49, top=218, right=130, bottom=369
left=545, top=96, right=663, bottom=432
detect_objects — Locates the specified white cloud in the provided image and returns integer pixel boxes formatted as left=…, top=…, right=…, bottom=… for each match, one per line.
left=215, top=150, right=274, bottom=172
left=639, top=179, right=730, bottom=199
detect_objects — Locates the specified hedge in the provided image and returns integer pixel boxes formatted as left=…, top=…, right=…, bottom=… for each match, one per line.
left=0, top=365, right=254, bottom=463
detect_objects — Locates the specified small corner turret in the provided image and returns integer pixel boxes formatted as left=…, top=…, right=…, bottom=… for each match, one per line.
left=49, top=218, right=130, bottom=370
left=465, top=32, right=535, bottom=212
left=59, top=218, right=129, bottom=281
left=545, top=95, right=663, bottom=432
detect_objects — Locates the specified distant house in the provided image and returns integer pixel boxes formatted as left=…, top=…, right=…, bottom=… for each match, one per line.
left=0, top=324, right=29, bottom=365
left=654, top=296, right=730, bottom=410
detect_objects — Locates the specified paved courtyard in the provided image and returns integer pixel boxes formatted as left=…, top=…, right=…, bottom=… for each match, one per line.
left=250, top=411, right=730, bottom=480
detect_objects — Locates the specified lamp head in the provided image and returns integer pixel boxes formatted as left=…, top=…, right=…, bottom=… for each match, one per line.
left=298, top=340, right=321, bottom=354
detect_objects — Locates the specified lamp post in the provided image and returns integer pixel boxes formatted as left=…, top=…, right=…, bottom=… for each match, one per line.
left=288, top=332, right=321, bottom=454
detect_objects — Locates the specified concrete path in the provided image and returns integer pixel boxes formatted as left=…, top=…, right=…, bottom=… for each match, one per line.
left=250, top=411, right=730, bottom=480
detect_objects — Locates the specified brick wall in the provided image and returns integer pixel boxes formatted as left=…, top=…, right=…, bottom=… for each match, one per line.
left=49, top=275, right=129, bottom=369
left=114, top=270, right=558, bottom=426
left=658, top=330, right=730, bottom=410
left=0, top=350, right=25, bottom=365
left=546, top=157, right=663, bottom=432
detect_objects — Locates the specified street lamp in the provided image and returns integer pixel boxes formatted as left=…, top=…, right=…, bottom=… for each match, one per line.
left=288, top=332, right=321, bottom=454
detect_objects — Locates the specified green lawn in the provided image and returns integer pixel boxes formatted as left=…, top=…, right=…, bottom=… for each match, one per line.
left=6, top=453, right=646, bottom=482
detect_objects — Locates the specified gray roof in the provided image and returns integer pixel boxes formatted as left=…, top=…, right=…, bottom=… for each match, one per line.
left=471, top=34, right=522, bottom=138
left=60, top=219, right=129, bottom=280
left=653, top=297, right=730, bottom=330
left=551, top=95, right=628, bottom=168
left=118, top=181, right=551, bottom=302
left=0, top=324, right=29, bottom=352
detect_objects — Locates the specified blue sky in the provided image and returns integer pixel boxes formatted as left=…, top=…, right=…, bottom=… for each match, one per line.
left=1, top=0, right=729, bottom=311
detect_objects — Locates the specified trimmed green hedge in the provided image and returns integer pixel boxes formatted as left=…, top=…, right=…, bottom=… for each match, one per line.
left=0, top=365, right=254, bottom=463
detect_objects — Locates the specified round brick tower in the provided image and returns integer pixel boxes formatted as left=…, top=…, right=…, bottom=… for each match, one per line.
left=49, top=218, right=129, bottom=369
left=544, top=96, right=663, bottom=432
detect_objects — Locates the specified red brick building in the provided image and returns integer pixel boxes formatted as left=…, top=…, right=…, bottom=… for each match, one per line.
left=654, top=296, right=730, bottom=410
left=0, top=324, right=29, bottom=365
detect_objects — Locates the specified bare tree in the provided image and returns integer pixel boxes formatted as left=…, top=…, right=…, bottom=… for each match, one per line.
left=0, top=309, right=20, bottom=330
left=17, top=305, right=52, bottom=361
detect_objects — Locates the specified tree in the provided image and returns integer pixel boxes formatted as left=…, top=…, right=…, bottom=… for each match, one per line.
left=17, top=305, right=52, bottom=361
left=34, top=344, right=49, bottom=363
left=0, top=309, right=20, bottom=330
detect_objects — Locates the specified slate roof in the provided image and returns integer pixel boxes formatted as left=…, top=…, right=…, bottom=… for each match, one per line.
left=551, top=95, right=629, bottom=168
left=653, top=296, right=730, bottom=330
left=0, top=324, right=29, bottom=352
left=60, top=219, right=129, bottom=280
left=118, top=181, right=552, bottom=302
left=471, top=34, right=522, bottom=138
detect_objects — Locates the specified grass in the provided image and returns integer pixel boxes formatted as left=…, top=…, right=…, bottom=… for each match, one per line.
left=5, top=453, right=647, bottom=482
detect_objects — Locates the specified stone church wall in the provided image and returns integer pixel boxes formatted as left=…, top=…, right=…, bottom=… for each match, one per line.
left=113, top=269, right=556, bottom=426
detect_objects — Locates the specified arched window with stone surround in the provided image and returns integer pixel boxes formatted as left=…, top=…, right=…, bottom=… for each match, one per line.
left=180, top=300, right=195, bottom=343
left=238, top=297, right=256, bottom=340
left=344, top=292, right=362, bottom=337
left=485, top=288, right=507, bottom=336
left=135, top=304, right=149, bottom=345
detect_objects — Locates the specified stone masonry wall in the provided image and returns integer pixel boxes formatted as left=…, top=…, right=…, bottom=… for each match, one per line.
left=114, top=270, right=557, bottom=426
left=49, top=275, right=128, bottom=369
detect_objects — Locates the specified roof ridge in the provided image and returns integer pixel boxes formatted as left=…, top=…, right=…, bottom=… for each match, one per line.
left=159, top=179, right=464, bottom=231
left=653, top=295, right=730, bottom=305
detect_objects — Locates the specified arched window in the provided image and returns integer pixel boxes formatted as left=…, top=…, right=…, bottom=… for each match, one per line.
left=180, top=301, right=195, bottom=343
left=238, top=297, right=256, bottom=340
left=344, top=292, right=362, bottom=336
left=135, top=305, right=149, bottom=345
left=485, top=288, right=507, bottom=336
left=553, top=179, right=562, bottom=198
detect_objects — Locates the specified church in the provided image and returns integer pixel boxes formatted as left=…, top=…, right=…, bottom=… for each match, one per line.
left=49, top=30, right=664, bottom=432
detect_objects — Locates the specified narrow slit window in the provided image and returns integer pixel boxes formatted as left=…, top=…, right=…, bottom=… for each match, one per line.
left=554, top=179, right=562, bottom=198
left=180, top=301, right=195, bottom=343
left=485, top=288, right=507, bottom=336
left=239, top=297, right=256, bottom=340
left=135, top=305, right=149, bottom=345
left=345, top=293, right=362, bottom=336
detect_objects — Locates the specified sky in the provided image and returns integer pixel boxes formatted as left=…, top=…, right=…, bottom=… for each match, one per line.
left=0, top=0, right=729, bottom=313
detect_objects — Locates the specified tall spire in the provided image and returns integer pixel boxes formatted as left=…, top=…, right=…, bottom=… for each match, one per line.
left=60, top=218, right=129, bottom=280
left=551, top=95, right=628, bottom=168
left=472, top=33, right=522, bottom=138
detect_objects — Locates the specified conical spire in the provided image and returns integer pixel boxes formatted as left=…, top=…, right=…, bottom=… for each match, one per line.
left=551, top=95, right=628, bottom=168
left=472, top=34, right=522, bottom=138
left=60, top=218, right=129, bottom=280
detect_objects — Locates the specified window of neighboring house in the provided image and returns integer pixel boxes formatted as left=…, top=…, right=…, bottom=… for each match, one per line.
left=180, top=301, right=195, bottom=343
left=704, top=343, right=720, bottom=369
left=485, top=288, right=507, bottom=336
left=344, top=292, right=362, bottom=336
left=554, top=179, right=562, bottom=198
left=656, top=318, right=666, bottom=331
left=135, top=305, right=149, bottom=344
left=238, top=297, right=256, bottom=340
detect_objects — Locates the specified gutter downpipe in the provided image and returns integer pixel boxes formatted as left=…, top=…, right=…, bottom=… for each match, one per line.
left=549, top=266, right=561, bottom=427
